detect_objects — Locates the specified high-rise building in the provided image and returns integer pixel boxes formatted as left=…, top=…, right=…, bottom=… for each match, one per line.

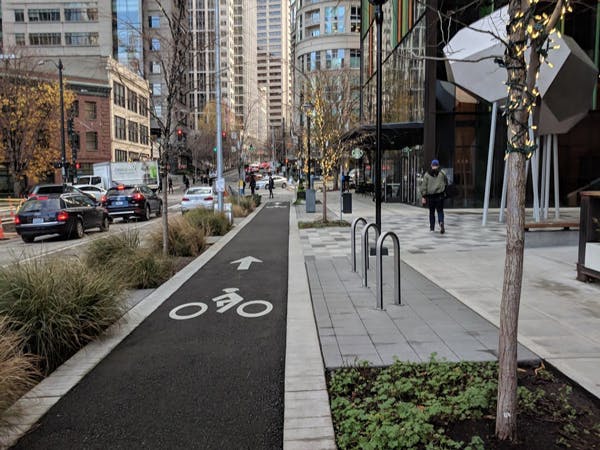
left=257, top=0, right=290, bottom=158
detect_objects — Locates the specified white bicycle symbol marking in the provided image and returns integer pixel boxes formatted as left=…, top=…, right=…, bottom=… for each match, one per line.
left=169, top=288, right=273, bottom=320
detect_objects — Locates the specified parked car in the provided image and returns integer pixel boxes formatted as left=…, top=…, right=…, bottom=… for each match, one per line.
left=103, top=184, right=163, bottom=222
left=256, top=175, right=288, bottom=190
left=180, top=186, right=214, bottom=213
left=28, top=183, right=93, bottom=200
left=74, top=184, right=107, bottom=202
left=15, top=193, right=109, bottom=243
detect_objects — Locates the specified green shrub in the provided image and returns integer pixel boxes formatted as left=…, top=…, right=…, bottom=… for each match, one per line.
left=0, top=317, right=39, bottom=424
left=0, top=259, right=125, bottom=374
left=184, top=208, right=231, bottom=236
left=252, top=193, right=261, bottom=206
left=230, top=195, right=256, bottom=217
left=84, top=230, right=140, bottom=267
left=121, top=250, right=175, bottom=289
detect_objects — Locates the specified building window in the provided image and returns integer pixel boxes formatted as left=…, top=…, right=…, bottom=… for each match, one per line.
left=309, top=51, right=320, bottom=71
left=324, top=6, right=345, bottom=34
left=128, top=121, right=139, bottom=143
left=115, top=116, right=126, bottom=140
left=29, top=33, right=61, bottom=46
left=14, top=9, right=25, bottom=22
left=151, top=38, right=160, bottom=51
left=127, top=90, right=138, bottom=113
left=114, top=82, right=126, bottom=107
left=115, top=149, right=128, bottom=162
left=150, top=61, right=161, bottom=74
left=325, top=49, right=344, bottom=69
left=151, top=83, right=162, bottom=96
left=85, top=132, right=98, bottom=151
left=149, top=16, right=160, bottom=28
left=84, top=102, right=97, bottom=120
left=28, top=9, right=60, bottom=22
left=64, top=8, right=98, bottom=21
left=351, top=7, right=361, bottom=32
left=350, top=49, right=360, bottom=68
left=15, top=33, right=26, bottom=46
left=65, top=32, right=99, bottom=46
left=140, top=125, right=149, bottom=145
left=154, top=104, right=162, bottom=117
left=139, top=97, right=149, bottom=117
left=71, top=100, right=79, bottom=117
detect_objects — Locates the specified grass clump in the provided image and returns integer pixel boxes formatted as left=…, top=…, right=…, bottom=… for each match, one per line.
left=121, top=250, right=175, bottom=289
left=230, top=195, right=256, bottom=217
left=184, top=208, right=231, bottom=236
left=150, top=215, right=206, bottom=257
left=84, top=230, right=140, bottom=266
left=0, top=259, right=125, bottom=374
left=0, top=318, right=39, bottom=425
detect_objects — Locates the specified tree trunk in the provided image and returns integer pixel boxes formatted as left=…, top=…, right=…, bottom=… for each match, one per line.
left=161, top=170, right=169, bottom=257
left=496, top=0, right=529, bottom=440
left=322, top=182, right=328, bottom=222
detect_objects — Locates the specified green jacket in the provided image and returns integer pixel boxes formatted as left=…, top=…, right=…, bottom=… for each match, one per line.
left=420, top=169, right=448, bottom=197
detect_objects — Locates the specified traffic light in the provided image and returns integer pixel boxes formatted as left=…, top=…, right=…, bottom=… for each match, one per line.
left=221, top=131, right=227, bottom=141
left=177, top=128, right=183, bottom=141
left=75, top=162, right=81, bottom=170
left=213, top=147, right=217, bottom=153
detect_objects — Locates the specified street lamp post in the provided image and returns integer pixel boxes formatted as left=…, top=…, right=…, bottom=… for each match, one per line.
left=39, top=59, right=67, bottom=183
left=302, top=102, right=314, bottom=189
left=369, top=0, right=388, bottom=230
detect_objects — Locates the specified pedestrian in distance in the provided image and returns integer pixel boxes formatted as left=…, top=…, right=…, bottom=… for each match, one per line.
left=168, top=176, right=174, bottom=194
left=183, top=174, right=190, bottom=191
left=268, top=174, right=275, bottom=199
left=250, top=174, right=257, bottom=195
left=420, top=159, right=448, bottom=234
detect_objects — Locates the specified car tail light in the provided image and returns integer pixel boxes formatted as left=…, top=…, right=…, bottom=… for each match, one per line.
left=205, top=196, right=213, bottom=201
left=182, top=197, right=189, bottom=202
left=132, top=192, right=144, bottom=201
left=117, top=185, right=125, bottom=190
left=57, top=211, right=69, bottom=222
left=14, top=216, right=20, bottom=225
left=100, top=195, right=107, bottom=204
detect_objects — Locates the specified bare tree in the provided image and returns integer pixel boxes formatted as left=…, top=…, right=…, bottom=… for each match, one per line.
left=145, top=0, right=191, bottom=256
left=302, top=68, right=360, bottom=221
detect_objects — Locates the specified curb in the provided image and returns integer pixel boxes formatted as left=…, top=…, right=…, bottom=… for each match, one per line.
left=284, top=206, right=337, bottom=450
left=0, top=202, right=267, bottom=449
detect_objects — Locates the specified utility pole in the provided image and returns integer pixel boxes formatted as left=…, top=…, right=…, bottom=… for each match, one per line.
left=215, top=0, right=224, bottom=211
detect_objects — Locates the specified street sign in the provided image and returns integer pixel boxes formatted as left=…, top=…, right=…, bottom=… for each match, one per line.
left=216, top=177, right=225, bottom=192
left=352, top=148, right=363, bottom=159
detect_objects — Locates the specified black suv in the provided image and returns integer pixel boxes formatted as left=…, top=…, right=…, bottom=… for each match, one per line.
left=15, top=193, right=109, bottom=243
left=103, top=185, right=163, bottom=222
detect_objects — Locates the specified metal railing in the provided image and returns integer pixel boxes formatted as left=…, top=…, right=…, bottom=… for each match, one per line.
left=0, top=197, right=24, bottom=224
left=350, top=217, right=367, bottom=272
left=361, top=222, right=380, bottom=287
left=375, top=231, right=402, bottom=309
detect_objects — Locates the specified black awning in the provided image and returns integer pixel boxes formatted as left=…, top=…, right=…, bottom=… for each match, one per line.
left=342, top=122, right=424, bottom=150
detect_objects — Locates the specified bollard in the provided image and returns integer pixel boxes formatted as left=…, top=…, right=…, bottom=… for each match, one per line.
left=350, top=217, right=367, bottom=272
left=375, top=231, right=401, bottom=309
left=361, top=222, right=380, bottom=287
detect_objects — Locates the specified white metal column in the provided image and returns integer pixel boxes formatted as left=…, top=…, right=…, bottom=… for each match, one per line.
left=482, top=102, right=498, bottom=226
left=553, top=134, right=560, bottom=219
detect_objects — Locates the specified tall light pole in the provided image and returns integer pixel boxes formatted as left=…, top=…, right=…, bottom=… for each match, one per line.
left=214, top=0, right=224, bottom=211
left=302, top=102, right=314, bottom=189
left=369, top=0, right=388, bottom=230
left=39, top=59, right=67, bottom=183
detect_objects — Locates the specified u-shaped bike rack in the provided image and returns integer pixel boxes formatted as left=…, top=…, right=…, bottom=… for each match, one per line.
left=375, top=231, right=402, bottom=309
left=350, top=217, right=367, bottom=272
left=361, top=222, right=380, bottom=287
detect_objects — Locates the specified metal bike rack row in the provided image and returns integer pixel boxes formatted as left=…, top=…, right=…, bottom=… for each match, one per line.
left=376, top=231, right=401, bottom=309
left=361, top=222, right=380, bottom=287
left=350, top=217, right=367, bottom=273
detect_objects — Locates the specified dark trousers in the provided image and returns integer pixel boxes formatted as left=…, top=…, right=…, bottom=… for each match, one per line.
left=427, top=195, right=445, bottom=230
left=269, top=188, right=273, bottom=198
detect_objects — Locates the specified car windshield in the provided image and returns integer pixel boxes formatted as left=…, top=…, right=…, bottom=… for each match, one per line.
left=20, top=198, right=62, bottom=213
left=187, top=188, right=212, bottom=195
left=107, top=187, right=135, bottom=196
left=35, top=186, right=65, bottom=194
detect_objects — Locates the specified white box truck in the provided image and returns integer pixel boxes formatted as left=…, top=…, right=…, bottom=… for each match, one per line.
left=78, top=161, right=160, bottom=191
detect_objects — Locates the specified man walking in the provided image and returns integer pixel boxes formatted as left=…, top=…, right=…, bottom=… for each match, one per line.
left=268, top=174, right=275, bottom=199
left=250, top=174, right=257, bottom=195
left=420, top=159, right=448, bottom=234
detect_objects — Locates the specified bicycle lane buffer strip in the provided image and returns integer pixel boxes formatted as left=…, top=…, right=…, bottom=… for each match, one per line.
left=5, top=201, right=291, bottom=449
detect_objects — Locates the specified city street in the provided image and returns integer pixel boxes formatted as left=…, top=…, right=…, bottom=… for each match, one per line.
left=12, top=200, right=291, bottom=449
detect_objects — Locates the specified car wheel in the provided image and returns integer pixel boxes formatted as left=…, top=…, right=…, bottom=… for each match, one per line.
left=72, top=219, right=84, bottom=239
left=122, top=217, right=129, bottom=223
left=99, top=216, right=109, bottom=232
left=143, top=205, right=151, bottom=221
left=156, top=202, right=163, bottom=217
left=281, top=182, right=287, bottom=189
left=21, top=235, right=35, bottom=243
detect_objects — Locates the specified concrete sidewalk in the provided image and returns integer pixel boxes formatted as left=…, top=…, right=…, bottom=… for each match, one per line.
left=296, top=190, right=600, bottom=399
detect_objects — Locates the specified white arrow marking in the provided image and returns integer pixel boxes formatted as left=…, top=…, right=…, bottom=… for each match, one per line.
left=230, top=256, right=263, bottom=270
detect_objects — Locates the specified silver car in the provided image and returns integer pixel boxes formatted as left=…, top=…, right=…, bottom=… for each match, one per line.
left=181, top=186, right=214, bottom=213
left=74, top=184, right=107, bottom=202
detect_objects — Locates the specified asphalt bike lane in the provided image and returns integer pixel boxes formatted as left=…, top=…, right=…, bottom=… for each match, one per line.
left=14, top=201, right=290, bottom=449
